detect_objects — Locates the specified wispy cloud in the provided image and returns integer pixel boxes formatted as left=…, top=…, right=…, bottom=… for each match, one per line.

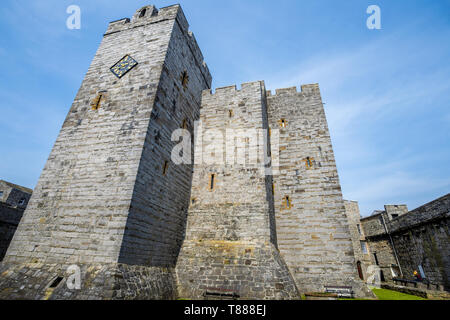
left=0, top=0, right=448, bottom=208
left=263, top=18, right=450, bottom=215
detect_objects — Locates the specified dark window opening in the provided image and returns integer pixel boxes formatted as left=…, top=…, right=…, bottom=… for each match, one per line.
left=283, top=196, right=292, bottom=209
left=18, top=198, right=26, bottom=206
left=0, top=191, right=3, bottom=198
left=210, top=174, right=215, bottom=190
left=139, top=9, right=147, bottom=18
left=380, top=270, right=385, bottom=282
left=374, top=253, right=379, bottom=266
left=357, top=224, right=362, bottom=235
left=91, top=93, right=104, bottom=111
left=391, top=214, right=399, bottom=219
left=163, top=161, right=169, bottom=175
left=280, top=119, right=287, bottom=128
left=229, top=110, right=234, bottom=118
left=357, top=261, right=364, bottom=280
left=49, top=277, right=64, bottom=288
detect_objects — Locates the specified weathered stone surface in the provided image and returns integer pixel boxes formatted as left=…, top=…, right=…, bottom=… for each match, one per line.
left=175, top=82, right=299, bottom=300
left=0, top=4, right=375, bottom=300
left=0, top=262, right=176, bottom=300
left=0, top=180, right=32, bottom=210
left=391, top=194, right=449, bottom=289
left=344, top=201, right=372, bottom=282
left=0, top=181, right=31, bottom=261
left=267, top=85, right=371, bottom=297
left=353, top=194, right=449, bottom=291
left=0, top=4, right=210, bottom=299
left=0, top=204, right=24, bottom=262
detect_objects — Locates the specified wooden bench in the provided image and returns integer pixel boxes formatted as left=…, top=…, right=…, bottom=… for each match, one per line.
left=204, top=288, right=240, bottom=300
left=324, top=286, right=354, bottom=298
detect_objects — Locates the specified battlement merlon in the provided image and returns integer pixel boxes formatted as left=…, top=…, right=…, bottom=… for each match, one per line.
left=105, top=4, right=211, bottom=85
left=105, top=5, right=180, bottom=34
left=266, top=83, right=321, bottom=97
left=202, top=82, right=322, bottom=102
left=202, top=81, right=266, bottom=98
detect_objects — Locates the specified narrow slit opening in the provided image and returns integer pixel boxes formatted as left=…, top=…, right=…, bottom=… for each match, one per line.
left=49, top=277, right=64, bottom=288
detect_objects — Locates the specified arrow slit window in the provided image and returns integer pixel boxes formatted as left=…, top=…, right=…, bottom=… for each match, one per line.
left=163, top=161, right=169, bottom=176
left=210, top=174, right=215, bottom=191
left=305, top=157, right=314, bottom=169
left=91, top=93, right=103, bottom=111
left=283, top=196, right=292, bottom=210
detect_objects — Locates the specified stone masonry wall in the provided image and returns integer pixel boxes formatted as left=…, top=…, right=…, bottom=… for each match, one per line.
left=0, top=4, right=210, bottom=300
left=360, top=213, right=386, bottom=238
left=344, top=201, right=372, bottom=281
left=366, top=237, right=398, bottom=282
left=361, top=196, right=449, bottom=288
left=361, top=213, right=400, bottom=283
left=267, top=85, right=370, bottom=297
left=117, top=5, right=211, bottom=267
left=390, top=194, right=450, bottom=289
left=384, top=205, right=408, bottom=221
left=0, top=204, right=24, bottom=261
left=0, top=180, right=32, bottom=210
left=0, top=262, right=176, bottom=300
left=176, top=82, right=299, bottom=300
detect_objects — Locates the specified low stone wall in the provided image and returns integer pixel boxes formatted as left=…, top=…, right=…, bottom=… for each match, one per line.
left=381, top=283, right=450, bottom=300
left=0, top=262, right=177, bottom=300
left=176, top=241, right=299, bottom=300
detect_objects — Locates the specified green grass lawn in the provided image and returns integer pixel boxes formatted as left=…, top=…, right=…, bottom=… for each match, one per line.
left=338, top=287, right=427, bottom=300
left=371, top=287, right=426, bottom=300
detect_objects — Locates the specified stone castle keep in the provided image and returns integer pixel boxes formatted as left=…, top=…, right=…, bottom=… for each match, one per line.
left=0, top=4, right=371, bottom=299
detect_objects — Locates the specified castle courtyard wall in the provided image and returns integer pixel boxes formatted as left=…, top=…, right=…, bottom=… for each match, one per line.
left=0, top=204, right=24, bottom=261
left=390, top=194, right=450, bottom=289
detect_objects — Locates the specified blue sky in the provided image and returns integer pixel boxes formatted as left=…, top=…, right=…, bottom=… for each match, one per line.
left=0, top=0, right=449, bottom=216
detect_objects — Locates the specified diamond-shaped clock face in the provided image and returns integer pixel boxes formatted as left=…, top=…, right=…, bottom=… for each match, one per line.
left=110, top=55, right=138, bottom=79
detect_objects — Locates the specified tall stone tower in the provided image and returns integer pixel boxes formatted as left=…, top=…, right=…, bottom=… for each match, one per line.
left=175, top=83, right=371, bottom=299
left=0, top=5, right=211, bottom=300
left=175, top=82, right=299, bottom=299
left=0, top=4, right=372, bottom=300
left=267, top=85, right=371, bottom=296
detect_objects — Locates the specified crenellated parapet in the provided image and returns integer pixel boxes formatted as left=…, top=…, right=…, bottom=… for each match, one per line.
left=202, top=82, right=321, bottom=100
left=105, top=4, right=211, bottom=84
left=105, top=5, right=177, bottom=35
left=202, top=81, right=265, bottom=97
left=266, top=83, right=320, bottom=97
